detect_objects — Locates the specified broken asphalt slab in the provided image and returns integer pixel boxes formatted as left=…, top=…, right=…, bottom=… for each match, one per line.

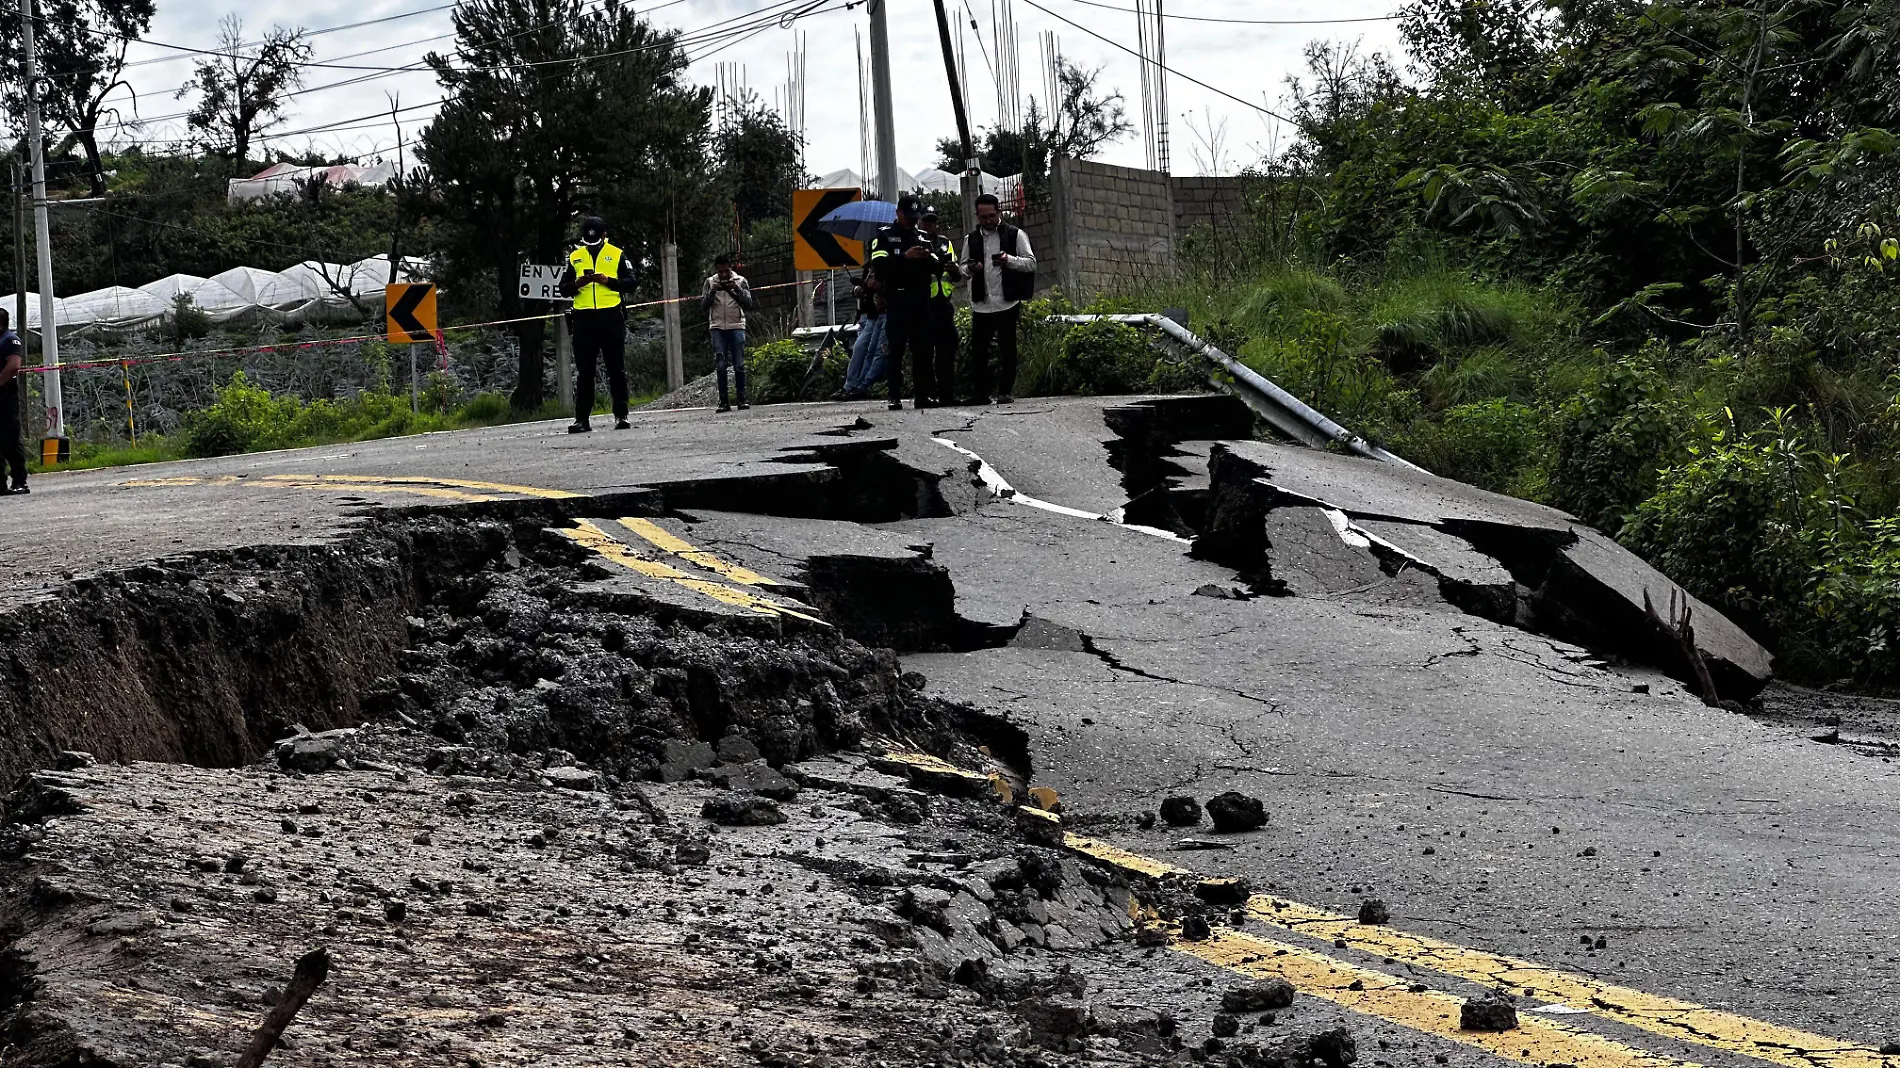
left=1201, top=439, right=1772, bottom=699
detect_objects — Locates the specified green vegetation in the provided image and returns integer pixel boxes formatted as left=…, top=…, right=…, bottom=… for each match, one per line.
left=31, top=373, right=575, bottom=473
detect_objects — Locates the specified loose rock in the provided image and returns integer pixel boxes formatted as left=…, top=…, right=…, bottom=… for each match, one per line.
left=1205, top=791, right=1268, bottom=833
left=1211, top=1013, right=1240, bottom=1038
left=1222, top=979, right=1296, bottom=1013
left=1460, top=992, right=1518, bottom=1032
left=1357, top=899, right=1390, bottom=925
left=701, top=794, right=787, bottom=826
left=1194, top=877, right=1252, bottom=906
left=1159, top=796, right=1202, bottom=826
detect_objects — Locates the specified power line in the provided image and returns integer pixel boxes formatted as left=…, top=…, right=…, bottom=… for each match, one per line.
left=105, top=0, right=825, bottom=141
left=1021, top=0, right=1295, bottom=122
left=1056, top=0, right=1400, bottom=23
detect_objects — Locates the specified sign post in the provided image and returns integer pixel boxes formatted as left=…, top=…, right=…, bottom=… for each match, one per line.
left=517, top=263, right=571, bottom=408
left=793, top=188, right=866, bottom=271
left=385, top=283, right=439, bottom=413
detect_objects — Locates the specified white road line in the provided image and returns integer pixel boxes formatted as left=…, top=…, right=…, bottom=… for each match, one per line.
left=930, top=437, right=1192, bottom=545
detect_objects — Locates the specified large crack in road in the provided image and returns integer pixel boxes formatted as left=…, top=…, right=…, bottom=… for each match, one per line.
left=0, top=397, right=1894, bottom=1068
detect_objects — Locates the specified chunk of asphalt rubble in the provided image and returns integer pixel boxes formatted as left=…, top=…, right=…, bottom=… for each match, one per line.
left=657, top=739, right=717, bottom=783
left=1211, top=1013, right=1240, bottom=1039
left=1179, top=914, right=1212, bottom=941
left=1159, top=795, right=1202, bottom=826
left=701, top=794, right=787, bottom=826
left=87, top=910, right=160, bottom=937
left=273, top=729, right=357, bottom=773
left=1205, top=791, right=1268, bottom=833
left=702, top=760, right=800, bottom=801
left=1194, top=877, right=1252, bottom=907
left=1017, top=995, right=1090, bottom=1050
left=539, top=766, right=597, bottom=792
left=716, top=734, right=762, bottom=764
left=1460, top=992, right=1518, bottom=1032
left=1357, top=899, right=1390, bottom=925
left=1222, top=979, right=1295, bottom=1013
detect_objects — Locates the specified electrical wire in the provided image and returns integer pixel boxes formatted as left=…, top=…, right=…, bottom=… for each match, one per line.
left=1055, top=0, right=1399, bottom=23
left=1021, top=0, right=1296, bottom=122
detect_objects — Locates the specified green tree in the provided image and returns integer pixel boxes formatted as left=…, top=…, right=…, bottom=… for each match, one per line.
left=0, top=0, right=154, bottom=195
left=417, top=0, right=715, bottom=411
left=714, top=90, right=806, bottom=239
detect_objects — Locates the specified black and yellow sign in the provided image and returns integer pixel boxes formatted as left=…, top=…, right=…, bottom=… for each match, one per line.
left=385, top=283, right=438, bottom=343
left=793, top=188, right=864, bottom=270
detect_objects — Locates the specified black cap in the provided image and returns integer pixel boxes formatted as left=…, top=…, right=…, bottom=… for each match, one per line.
left=920, top=206, right=940, bottom=220
left=580, top=216, right=607, bottom=243
left=896, top=195, right=924, bottom=217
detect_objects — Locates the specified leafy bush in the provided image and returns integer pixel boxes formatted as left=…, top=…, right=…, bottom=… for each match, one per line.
left=1547, top=356, right=1694, bottom=531
left=1409, top=397, right=1543, bottom=493
left=746, top=337, right=841, bottom=403
left=182, top=372, right=298, bottom=457
left=1055, top=320, right=1162, bottom=395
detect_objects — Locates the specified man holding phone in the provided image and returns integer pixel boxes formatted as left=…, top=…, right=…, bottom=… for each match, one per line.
left=560, top=215, right=637, bottom=433
left=963, top=193, right=1036, bottom=404
left=701, top=254, right=756, bottom=412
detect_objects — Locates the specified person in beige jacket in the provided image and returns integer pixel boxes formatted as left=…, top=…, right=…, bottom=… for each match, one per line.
left=701, top=254, right=756, bottom=412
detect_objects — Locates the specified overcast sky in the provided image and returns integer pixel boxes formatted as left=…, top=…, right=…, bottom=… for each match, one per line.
left=105, top=0, right=1406, bottom=178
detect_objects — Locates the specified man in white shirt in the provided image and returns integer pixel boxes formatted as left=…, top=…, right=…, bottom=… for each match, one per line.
left=961, top=193, right=1036, bottom=403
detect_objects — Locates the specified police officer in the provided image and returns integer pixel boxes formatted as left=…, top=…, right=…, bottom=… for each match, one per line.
left=0, top=309, right=25, bottom=494
left=559, top=215, right=637, bottom=433
left=867, top=195, right=951, bottom=410
left=918, top=208, right=963, bottom=407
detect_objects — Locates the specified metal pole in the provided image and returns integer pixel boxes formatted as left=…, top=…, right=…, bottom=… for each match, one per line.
left=19, top=0, right=63, bottom=447
left=932, top=0, right=981, bottom=231
left=409, top=343, right=418, bottom=413
left=796, top=270, right=813, bottom=330
left=13, top=163, right=28, bottom=442
left=661, top=242, right=683, bottom=391
left=867, top=0, right=900, bottom=201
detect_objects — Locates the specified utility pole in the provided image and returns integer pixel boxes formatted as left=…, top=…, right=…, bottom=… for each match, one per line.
left=661, top=241, right=683, bottom=391
left=19, top=0, right=64, bottom=455
left=932, top=0, right=981, bottom=231
left=867, top=0, right=900, bottom=201
left=13, top=162, right=28, bottom=441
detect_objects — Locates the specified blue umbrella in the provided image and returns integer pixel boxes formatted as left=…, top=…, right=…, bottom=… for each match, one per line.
left=815, top=199, right=896, bottom=243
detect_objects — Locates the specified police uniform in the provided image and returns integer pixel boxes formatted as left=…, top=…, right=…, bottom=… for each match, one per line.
left=0, top=326, right=24, bottom=492
left=922, top=225, right=962, bottom=407
left=560, top=221, right=637, bottom=431
left=867, top=197, right=952, bottom=408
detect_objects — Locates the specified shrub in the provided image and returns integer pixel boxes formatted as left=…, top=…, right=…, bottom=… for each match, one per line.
left=1413, top=398, right=1542, bottom=493
left=181, top=372, right=298, bottom=457
left=1547, top=356, right=1693, bottom=531
left=1056, top=319, right=1160, bottom=395
left=746, top=338, right=841, bottom=404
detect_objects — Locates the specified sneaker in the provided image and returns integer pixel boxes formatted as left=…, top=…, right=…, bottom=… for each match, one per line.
left=737, top=403, right=750, bottom=411
left=567, top=422, right=592, bottom=434
left=994, top=394, right=1014, bottom=404
left=6, top=483, right=25, bottom=495
left=614, top=419, right=630, bottom=430
left=716, top=405, right=731, bottom=414
left=887, top=400, right=905, bottom=411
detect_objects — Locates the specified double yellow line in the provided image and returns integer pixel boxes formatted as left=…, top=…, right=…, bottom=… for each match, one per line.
left=1065, top=834, right=1893, bottom=1068
left=562, top=517, right=826, bottom=625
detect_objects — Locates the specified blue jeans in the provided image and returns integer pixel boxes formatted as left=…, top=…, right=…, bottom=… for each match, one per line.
left=843, top=315, right=887, bottom=393
left=711, top=328, right=747, bottom=407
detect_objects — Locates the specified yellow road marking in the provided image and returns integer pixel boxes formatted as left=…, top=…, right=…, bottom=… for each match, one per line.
left=616, top=518, right=782, bottom=587
left=1065, top=835, right=1898, bottom=1068
left=562, top=520, right=827, bottom=626
left=1184, top=928, right=1697, bottom=1068
left=121, top=472, right=578, bottom=501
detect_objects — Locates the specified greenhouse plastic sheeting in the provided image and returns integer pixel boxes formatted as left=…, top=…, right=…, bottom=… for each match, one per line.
left=3, top=254, right=431, bottom=339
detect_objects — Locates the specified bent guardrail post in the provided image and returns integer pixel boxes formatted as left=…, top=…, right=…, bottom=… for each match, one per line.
left=1046, top=313, right=1420, bottom=470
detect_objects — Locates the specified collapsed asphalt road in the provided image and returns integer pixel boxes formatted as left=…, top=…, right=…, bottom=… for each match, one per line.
left=0, top=394, right=1895, bottom=1068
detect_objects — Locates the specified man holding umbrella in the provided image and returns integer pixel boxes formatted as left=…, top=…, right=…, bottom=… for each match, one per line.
left=866, top=195, right=949, bottom=410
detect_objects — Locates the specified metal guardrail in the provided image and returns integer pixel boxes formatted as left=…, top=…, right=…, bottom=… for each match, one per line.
left=1046, top=313, right=1420, bottom=470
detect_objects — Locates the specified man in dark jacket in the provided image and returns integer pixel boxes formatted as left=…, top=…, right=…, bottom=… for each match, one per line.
left=0, top=309, right=25, bottom=494
left=918, top=208, right=963, bottom=407
left=867, top=195, right=951, bottom=410
left=559, top=215, right=637, bottom=432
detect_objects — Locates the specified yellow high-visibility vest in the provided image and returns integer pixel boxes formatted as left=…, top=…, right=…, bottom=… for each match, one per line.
left=569, top=242, right=624, bottom=310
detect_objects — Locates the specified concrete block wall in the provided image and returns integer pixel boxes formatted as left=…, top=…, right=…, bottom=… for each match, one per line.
left=1009, top=165, right=1250, bottom=301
